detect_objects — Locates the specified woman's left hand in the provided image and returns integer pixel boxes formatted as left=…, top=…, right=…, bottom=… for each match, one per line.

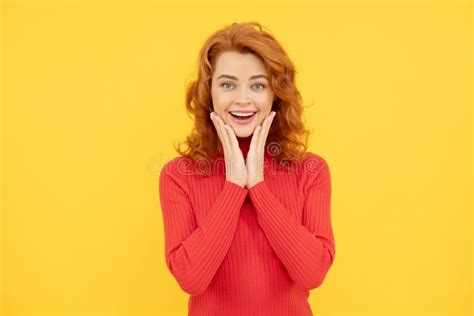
left=246, top=111, right=276, bottom=189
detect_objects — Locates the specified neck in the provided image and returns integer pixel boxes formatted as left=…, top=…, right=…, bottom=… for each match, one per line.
left=210, top=135, right=273, bottom=175
left=237, top=135, right=253, bottom=159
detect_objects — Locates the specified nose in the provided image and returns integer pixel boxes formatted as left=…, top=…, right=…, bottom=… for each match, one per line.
left=234, top=86, right=251, bottom=105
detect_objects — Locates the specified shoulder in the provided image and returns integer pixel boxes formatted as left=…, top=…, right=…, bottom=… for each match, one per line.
left=300, top=151, right=331, bottom=189
left=160, top=156, right=195, bottom=178
left=302, top=152, right=330, bottom=172
left=159, top=156, right=195, bottom=191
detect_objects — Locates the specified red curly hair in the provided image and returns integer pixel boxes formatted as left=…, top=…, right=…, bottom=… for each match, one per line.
left=175, top=21, right=313, bottom=176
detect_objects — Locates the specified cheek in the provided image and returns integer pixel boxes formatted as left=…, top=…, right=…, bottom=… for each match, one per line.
left=255, top=92, right=274, bottom=107
left=256, top=112, right=270, bottom=126
left=211, top=90, right=225, bottom=111
left=212, top=90, right=232, bottom=107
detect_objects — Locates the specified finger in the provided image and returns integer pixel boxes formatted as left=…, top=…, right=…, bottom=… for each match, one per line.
left=258, top=111, right=276, bottom=154
left=249, top=125, right=261, bottom=157
left=211, top=112, right=230, bottom=158
left=223, top=124, right=240, bottom=155
left=213, top=113, right=233, bottom=157
left=210, top=112, right=226, bottom=152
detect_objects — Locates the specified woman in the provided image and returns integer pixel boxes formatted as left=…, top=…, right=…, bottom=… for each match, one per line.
left=159, top=21, right=335, bottom=316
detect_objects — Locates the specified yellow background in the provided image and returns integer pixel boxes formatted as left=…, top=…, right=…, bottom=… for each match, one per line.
left=1, top=0, right=472, bottom=315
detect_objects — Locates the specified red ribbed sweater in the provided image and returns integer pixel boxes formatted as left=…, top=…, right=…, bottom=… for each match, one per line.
left=159, top=135, right=335, bottom=316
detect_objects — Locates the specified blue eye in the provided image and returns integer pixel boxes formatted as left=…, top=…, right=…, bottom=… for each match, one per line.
left=221, top=82, right=233, bottom=89
left=220, top=82, right=266, bottom=90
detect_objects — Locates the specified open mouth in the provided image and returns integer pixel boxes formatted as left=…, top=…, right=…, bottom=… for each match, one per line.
left=228, top=111, right=257, bottom=125
left=229, top=112, right=257, bottom=120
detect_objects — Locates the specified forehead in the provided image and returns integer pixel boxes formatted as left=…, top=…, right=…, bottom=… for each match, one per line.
left=213, top=51, right=266, bottom=76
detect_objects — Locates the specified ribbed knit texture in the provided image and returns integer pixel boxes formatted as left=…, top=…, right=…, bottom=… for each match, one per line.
left=159, top=135, right=335, bottom=316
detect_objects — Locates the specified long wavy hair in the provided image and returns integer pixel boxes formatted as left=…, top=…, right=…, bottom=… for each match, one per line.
left=175, top=21, right=313, bottom=176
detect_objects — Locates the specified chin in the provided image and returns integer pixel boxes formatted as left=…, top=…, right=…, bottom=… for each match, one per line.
left=236, top=131, right=253, bottom=138
left=232, top=125, right=256, bottom=138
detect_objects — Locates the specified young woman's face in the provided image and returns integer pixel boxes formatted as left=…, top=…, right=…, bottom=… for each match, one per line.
left=211, top=50, right=275, bottom=138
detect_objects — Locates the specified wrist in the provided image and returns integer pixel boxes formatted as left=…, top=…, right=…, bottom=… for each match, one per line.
left=247, top=179, right=264, bottom=189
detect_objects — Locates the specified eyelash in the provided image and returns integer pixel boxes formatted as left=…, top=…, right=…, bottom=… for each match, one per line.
left=220, top=82, right=266, bottom=90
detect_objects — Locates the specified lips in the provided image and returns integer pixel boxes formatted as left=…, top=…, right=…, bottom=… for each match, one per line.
left=229, top=111, right=257, bottom=125
left=230, top=112, right=256, bottom=119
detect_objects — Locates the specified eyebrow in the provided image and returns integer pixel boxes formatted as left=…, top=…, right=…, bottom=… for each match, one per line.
left=216, top=74, right=268, bottom=81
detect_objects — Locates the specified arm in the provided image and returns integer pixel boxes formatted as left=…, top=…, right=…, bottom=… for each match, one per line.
left=159, top=161, right=248, bottom=295
left=247, top=158, right=335, bottom=291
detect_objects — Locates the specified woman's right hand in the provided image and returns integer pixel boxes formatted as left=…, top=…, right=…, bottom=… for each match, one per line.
left=210, top=112, right=247, bottom=188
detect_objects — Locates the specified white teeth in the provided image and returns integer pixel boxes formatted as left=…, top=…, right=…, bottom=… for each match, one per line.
left=230, top=112, right=255, bottom=117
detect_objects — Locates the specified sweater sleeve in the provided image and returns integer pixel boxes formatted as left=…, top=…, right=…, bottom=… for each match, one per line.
left=159, top=160, right=248, bottom=296
left=247, top=156, right=335, bottom=291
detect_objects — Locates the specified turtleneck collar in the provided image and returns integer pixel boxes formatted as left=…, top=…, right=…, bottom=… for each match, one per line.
left=211, top=134, right=272, bottom=161
left=237, top=134, right=253, bottom=159
left=209, top=134, right=273, bottom=175
left=237, top=135, right=272, bottom=161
